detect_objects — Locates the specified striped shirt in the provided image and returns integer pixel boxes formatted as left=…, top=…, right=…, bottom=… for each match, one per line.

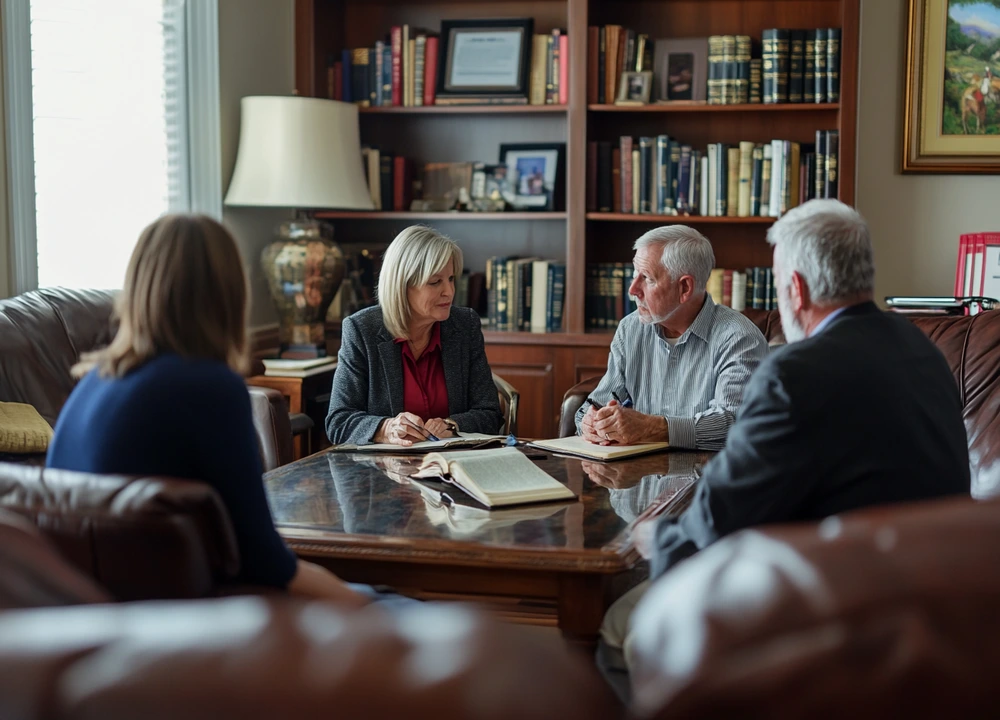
left=574, top=295, right=768, bottom=450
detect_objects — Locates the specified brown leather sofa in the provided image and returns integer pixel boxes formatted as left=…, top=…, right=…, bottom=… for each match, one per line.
left=0, top=287, right=292, bottom=470
left=0, top=508, right=619, bottom=720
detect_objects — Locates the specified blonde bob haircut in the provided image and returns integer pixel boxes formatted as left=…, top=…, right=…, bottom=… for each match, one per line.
left=73, top=214, right=250, bottom=379
left=378, top=225, right=463, bottom=340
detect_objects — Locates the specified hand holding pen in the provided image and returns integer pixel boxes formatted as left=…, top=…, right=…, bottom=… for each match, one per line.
left=379, top=412, right=439, bottom=446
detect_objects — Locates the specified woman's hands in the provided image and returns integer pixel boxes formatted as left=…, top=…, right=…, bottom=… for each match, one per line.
left=425, top=417, right=457, bottom=439
left=375, top=412, right=433, bottom=446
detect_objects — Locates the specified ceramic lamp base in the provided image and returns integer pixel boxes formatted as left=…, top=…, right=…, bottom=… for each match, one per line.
left=261, top=219, right=345, bottom=359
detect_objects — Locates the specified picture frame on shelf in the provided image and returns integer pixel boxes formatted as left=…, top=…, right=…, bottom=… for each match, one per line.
left=615, top=71, right=654, bottom=105
left=653, top=38, right=708, bottom=103
left=903, top=0, right=1000, bottom=173
left=436, top=17, right=534, bottom=105
left=498, top=143, right=565, bottom=211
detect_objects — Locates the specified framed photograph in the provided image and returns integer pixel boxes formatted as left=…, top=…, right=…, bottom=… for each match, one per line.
left=615, top=71, right=653, bottom=105
left=904, top=0, right=1000, bottom=172
left=498, top=143, right=566, bottom=211
left=437, top=18, right=534, bottom=100
left=653, top=38, right=708, bottom=103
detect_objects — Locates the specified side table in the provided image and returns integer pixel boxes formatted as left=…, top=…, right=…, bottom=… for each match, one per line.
left=247, top=365, right=336, bottom=460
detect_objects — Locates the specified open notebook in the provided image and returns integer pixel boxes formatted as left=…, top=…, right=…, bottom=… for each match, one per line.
left=527, top=435, right=670, bottom=462
left=410, top=447, right=576, bottom=508
left=331, top=432, right=506, bottom=454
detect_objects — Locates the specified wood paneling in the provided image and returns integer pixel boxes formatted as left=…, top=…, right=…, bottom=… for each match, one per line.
left=487, top=346, right=556, bottom=438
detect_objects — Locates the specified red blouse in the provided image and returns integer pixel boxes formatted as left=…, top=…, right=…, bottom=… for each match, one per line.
left=396, top=323, right=449, bottom=421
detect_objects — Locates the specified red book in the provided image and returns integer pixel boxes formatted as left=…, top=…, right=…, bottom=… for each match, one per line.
left=423, top=36, right=439, bottom=105
left=611, top=147, right=621, bottom=213
left=723, top=269, right=733, bottom=307
left=393, top=156, right=412, bottom=212
left=620, top=136, right=633, bottom=213
left=332, top=61, right=343, bottom=100
left=390, top=26, right=403, bottom=107
left=586, top=141, right=598, bottom=212
left=559, top=34, right=569, bottom=105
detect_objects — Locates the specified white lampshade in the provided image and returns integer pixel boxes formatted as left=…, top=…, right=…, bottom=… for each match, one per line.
left=224, top=95, right=374, bottom=210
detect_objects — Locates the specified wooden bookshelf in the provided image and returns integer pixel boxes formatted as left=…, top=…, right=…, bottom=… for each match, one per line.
left=315, top=211, right=567, bottom=221
left=360, top=105, right=568, bottom=114
left=588, top=102, right=840, bottom=113
left=294, top=0, right=860, bottom=438
left=587, top=213, right=775, bottom=223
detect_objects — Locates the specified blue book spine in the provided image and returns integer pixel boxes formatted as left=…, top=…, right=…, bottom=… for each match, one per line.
left=341, top=49, right=352, bottom=103
left=374, top=41, right=385, bottom=106
left=382, top=47, right=393, bottom=107
left=677, top=145, right=692, bottom=213
left=547, top=263, right=566, bottom=332
left=655, top=135, right=669, bottom=214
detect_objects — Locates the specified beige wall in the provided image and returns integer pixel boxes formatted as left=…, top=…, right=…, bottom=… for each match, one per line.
left=218, top=0, right=295, bottom=328
left=219, top=0, right=295, bottom=326
left=857, top=0, right=1000, bottom=301
left=0, top=11, right=12, bottom=299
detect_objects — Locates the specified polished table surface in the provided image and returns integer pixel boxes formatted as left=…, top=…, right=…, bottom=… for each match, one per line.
left=264, top=447, right=710, bottom=640
left=265, top=449, right=709, bottom=573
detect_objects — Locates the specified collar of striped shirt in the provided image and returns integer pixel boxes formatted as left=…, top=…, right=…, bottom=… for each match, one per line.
left=660, top=293, right=716, bottom=345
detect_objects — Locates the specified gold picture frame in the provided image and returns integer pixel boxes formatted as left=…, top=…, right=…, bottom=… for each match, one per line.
left=904, top=0, right=1000, bottom=173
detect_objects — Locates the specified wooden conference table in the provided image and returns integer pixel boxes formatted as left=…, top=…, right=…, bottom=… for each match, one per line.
left=264, top=446, right=710, bottom=643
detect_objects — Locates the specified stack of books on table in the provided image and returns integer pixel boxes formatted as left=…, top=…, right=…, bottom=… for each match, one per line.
left=261, top=357, right=337, bottom=378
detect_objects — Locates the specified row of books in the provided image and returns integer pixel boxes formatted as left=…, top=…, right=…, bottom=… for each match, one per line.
left=486, top=257, right=567, bottom=332
left=956, top=232, right=1000, bottom=300
left=707, top=268, right=779, bottom=311
left=707, top=35, right=758, bottom=105
left=762, top=29, right=841, bottom=104
left=586, top=25, right=654, bottom=105
left=585, top=263, right=780, bottom=330
left=361, top=148, right=414, bottom=211
left=587, top=130, right=840, bottom=217
left=327, top=27, right=569, bottom=107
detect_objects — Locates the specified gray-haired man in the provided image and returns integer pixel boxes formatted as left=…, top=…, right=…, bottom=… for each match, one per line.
left=576, top=225, right=768, bottom=450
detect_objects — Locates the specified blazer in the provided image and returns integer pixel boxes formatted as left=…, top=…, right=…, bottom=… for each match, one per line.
left=326, top=305, right=503, bottom=445
left=651, top=302, right=971, bottom=579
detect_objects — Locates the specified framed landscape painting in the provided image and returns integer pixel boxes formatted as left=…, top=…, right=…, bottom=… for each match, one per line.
left=904, top=0, right=1000, bottom=172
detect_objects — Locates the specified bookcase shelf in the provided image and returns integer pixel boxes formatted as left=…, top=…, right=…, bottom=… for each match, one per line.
left=586, top=213, right=775, bottom=224
left=588, top=103, right=840, bottom=113
left=360, top=105, right=568, bottom=115
left=314, top=211, right=567, bottom=221
left=295, top=0, right=860, bottom=438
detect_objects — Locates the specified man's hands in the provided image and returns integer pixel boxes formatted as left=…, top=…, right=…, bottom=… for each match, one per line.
left=375, top=412, right=432, bottom=446
left=581, top=400, right=670, bottom=446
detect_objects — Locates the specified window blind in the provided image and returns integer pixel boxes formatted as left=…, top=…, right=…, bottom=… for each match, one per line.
left=29, top=0, right=189, bottom=289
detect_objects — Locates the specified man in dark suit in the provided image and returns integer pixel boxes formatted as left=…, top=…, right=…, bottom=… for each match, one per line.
left=599, top=199, right=971, bottom=700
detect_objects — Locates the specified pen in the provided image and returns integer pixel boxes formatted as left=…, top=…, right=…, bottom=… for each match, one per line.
left=611, top=390, right=634, bottom=409
left=584, top=398, right=603, bottom=411
left=402, top=417, right=438, bottom=442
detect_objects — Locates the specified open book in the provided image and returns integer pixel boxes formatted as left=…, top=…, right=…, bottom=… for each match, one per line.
left=331, top=432, right=506, bottom=454
left=527, top=435, right=670, bottom=462
left=410, top=447, right=576, bottom=508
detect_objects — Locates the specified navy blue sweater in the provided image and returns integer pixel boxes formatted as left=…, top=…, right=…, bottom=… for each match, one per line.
left=47, top=354, right=297, bottom=588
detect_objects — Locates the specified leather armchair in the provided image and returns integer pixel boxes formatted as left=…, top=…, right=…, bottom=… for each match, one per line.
left=0, top=462, right=240, bottom=600
left=0, top=509, right=621, bottom=720
left=629, top=494, right=1000, bottom=718
left=493, top=372, right=520, bottom=437
left=0, top=288, right=294, bottom=469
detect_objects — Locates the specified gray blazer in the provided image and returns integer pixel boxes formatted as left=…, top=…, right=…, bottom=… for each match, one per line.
left=326, top=305, right=503, bottom=444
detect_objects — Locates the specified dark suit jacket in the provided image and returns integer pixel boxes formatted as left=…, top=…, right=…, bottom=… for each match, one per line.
left=325, top=305, right=502, bottom=445
left=651, top=302, right=971, bottom=579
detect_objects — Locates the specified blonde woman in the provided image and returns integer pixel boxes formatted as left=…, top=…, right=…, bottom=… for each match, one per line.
left=326, top=226, right=502, bottom=446
left=47, top=215, right=365, bottom=607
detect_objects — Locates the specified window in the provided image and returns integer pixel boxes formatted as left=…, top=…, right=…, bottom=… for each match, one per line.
left=3, top=0, right=220, bottom=291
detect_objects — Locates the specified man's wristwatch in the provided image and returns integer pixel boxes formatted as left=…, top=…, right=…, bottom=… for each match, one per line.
left=443, top=418, right=459, bottom=434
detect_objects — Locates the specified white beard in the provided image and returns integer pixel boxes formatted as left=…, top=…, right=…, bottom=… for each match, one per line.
left=777, top=283, right=807, bottom=344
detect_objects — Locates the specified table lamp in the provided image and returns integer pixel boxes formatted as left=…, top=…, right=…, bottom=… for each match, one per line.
left=225, top=95, right=374, bottom=358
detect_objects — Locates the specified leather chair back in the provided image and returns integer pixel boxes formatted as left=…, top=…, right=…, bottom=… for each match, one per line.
left=629, top=493, right=1000, bottom=719
left=0, top=288, right=117, bottom=426
left=0, top=508, right=109, bottom=609
left=0, top=462, right=240, bottom=600
left=493, top=372, right=519, bottom=437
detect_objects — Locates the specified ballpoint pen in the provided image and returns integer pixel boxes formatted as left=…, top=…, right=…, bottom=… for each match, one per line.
left=401, top=417, right=439, bottom=442
left=612, top=390, right=634, bottom=409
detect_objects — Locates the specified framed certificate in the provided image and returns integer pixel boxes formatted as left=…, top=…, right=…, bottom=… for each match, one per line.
left=437, top=18, right=533, bottom=100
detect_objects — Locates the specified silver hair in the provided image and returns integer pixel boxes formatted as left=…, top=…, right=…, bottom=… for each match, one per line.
left=377, top=225, right=463, bottom=339
left=767, top=199, right=874, bottom=304
left=632, top=225, right=715, bottom=289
